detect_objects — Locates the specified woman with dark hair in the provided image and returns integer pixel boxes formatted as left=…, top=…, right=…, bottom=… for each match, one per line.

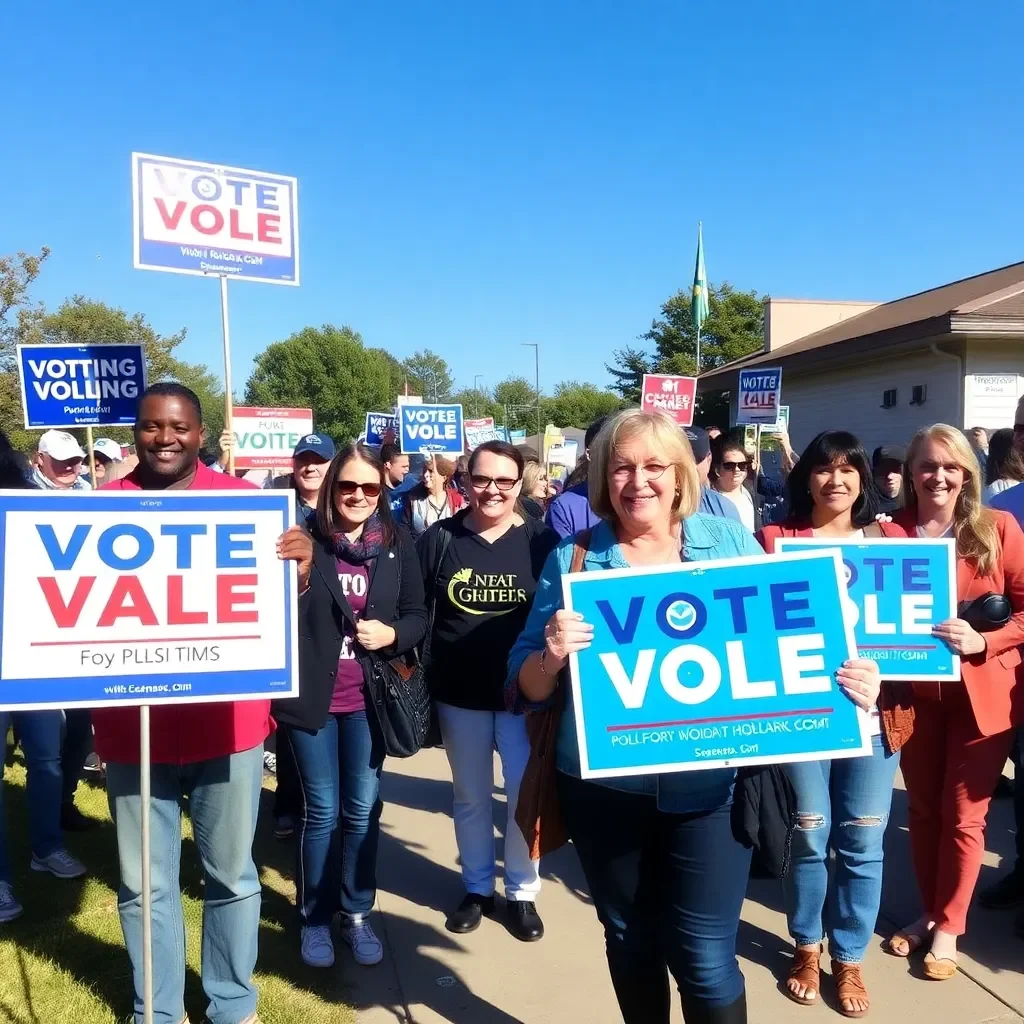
left=983, top=427, right=1024, bottom=503
left=417, top=440, right=558, bottom=942
left=710, top=436, right=765, bottom=531
left=403, top=455, right=465, bottom=538
left=758, top=430, right=907, bottom=1017
left=272, top=442, right=427, bottom=970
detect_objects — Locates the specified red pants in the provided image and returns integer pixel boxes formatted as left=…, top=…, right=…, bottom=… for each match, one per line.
left=901, top=683, right=1013, bottom=935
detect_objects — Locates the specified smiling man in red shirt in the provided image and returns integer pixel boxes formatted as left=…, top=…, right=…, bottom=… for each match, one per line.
left=98, top=383, right=311, bottom=1024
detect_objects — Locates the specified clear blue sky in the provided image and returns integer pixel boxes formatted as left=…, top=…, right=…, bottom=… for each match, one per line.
left=3, top=1, right=1022, bottom=398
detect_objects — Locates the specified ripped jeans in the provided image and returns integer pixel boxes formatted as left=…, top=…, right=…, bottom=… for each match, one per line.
left=783, top=735, right=900, bottom=963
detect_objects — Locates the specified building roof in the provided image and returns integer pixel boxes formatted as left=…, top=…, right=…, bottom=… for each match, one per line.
left=700, top=261, right=1024, bottom=381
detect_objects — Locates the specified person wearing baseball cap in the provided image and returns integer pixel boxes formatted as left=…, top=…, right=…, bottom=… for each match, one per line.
left=684, top=425, right=742, bottom=524
left=280, top=433, right=336, bottom=528
left=90, top=438, right=124, bottom=483
left=31, top=430, right=90, bottom=491
left=872, top=444, right=905, bottom=514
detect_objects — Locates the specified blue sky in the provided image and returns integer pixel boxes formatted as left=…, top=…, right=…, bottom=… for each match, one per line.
left=3, top=1, right=1022, bottom=398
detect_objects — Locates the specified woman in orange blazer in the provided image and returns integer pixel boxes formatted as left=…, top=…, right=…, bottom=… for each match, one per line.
left=887, top=424, right=1024, bottom=979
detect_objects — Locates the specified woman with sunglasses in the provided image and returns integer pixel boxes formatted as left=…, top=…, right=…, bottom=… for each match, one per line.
left=272, top=442, right=427, bottom=970
left=758, top=430, right=905, bottom=1018
left=710, top=437, right=764, bottom=531
left=417, top=440, right=558, bottom=942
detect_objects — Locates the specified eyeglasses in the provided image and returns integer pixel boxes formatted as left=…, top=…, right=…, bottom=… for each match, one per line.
left=611, top=462, right=669, bottom=482
left=470, top=474, right=519, bottom=491
left=722, top=460, right=748, bottom=472
left=335, top=480, right=381, bottom=498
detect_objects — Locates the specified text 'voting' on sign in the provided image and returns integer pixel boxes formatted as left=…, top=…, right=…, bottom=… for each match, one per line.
left=0, top=491, right=299, bottom=711
left=563, top=550, right=868, bottom=779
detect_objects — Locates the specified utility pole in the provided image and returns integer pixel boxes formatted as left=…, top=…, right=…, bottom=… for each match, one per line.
left=521, top=343, right=540, bottom=445
left=474, top=374, right=484, bottom=418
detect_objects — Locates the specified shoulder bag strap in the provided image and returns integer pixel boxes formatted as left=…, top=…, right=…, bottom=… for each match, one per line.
left=422, top=524, right=453, bottom=664
left=570, top=528, right=593, bottom=574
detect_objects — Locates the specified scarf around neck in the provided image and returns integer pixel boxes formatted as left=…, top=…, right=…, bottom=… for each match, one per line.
left=332, top=512, right=384, bottom=564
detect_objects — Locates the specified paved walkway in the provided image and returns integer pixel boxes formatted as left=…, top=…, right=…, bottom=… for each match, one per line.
left=340, top=748, right=1024, bottom=1023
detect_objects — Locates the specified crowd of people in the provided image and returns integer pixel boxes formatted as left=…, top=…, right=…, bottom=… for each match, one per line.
left=2, top=387, right=1024, bottom=1024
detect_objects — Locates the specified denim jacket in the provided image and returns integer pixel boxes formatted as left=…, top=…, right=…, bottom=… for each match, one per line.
left=506, top=513, right=764, bottom=813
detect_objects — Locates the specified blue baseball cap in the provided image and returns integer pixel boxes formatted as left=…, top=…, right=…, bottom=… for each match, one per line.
left=293, top=434, right=335, bottom=461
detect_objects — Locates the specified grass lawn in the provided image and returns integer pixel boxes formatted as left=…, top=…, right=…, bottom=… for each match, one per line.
left=0, top=752, right=356, bottom=1024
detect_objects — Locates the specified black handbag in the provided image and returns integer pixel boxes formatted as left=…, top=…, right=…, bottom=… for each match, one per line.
left=958, top=592, right=1011, bottom=632
left=361, top=544, right=438, bottom=758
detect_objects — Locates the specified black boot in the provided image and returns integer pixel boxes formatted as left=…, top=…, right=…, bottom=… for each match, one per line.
left=445, top=893, right=494, bottom=934
left=506, top=900, right=544, bottom=942
left=682, top=992, right=746, bottom=1024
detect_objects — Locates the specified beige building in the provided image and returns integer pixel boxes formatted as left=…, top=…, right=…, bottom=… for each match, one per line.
left=697, top=262, right=1024, bottom=452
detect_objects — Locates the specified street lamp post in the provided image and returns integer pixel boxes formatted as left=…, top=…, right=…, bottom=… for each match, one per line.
left=521, top=343, right=540, bottom=446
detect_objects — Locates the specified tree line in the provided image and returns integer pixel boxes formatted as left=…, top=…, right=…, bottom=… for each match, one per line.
left=0, top=245, right=765, bottom=448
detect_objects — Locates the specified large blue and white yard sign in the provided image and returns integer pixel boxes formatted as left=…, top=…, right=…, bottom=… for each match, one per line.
left=399, top=403, right=464, bottom=455
left=563, top=551, right=869, bottom=778
left=18, top=344, right=146, bottom=429
left=776, top=538, right=958, bottom=681
left=0, top=490, right=299, bottom=710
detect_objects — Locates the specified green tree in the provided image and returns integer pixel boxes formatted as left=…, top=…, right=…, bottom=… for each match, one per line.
left=245, top=325, right=394, bottom=441
left=641, top=282, right=763, bottom=375
left=492, top=376, right=540, bottom=433
left=369, top=347, right=422, bottom=405
left=402, top=349, right=453, bottom=402
left=0, top=247, right=50, bottom=372
left=547, top=381, right=623, bottom=429
left=604, top=346, right=654, bottom=404
left=450, top=387, right=503, bottom=422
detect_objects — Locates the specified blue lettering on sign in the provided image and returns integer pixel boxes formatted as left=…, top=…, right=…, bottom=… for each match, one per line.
left=776, top=539, right=959, bottom=682
left=399, top=403, right=464, bottom=455
left=564, top=551, right=867, bottom=778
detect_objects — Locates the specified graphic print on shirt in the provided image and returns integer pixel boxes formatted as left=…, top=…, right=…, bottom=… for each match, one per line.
left=338, top=569, right=368, bottom=661
left=446, top=564, right=529, bottom=617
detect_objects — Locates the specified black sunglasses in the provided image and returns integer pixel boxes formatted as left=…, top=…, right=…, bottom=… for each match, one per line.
left=335, top=480, right=381, bottom=498
left=722, top=460, right=748, bottom=472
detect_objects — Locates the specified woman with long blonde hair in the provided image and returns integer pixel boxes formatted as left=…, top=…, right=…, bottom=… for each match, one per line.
left=886, top=425, right=1024, bottom=979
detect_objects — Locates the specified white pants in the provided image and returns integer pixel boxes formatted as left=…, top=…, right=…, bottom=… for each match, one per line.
left=436, top=702, right=541, bottom=903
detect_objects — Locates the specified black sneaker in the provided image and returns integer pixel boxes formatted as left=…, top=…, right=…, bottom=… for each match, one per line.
left=506, top=901, right=544, bottom=942
left=979, top=869, right=1024, bottom=910
left=60, top=802, right=97, bottom=832
left=445, top=893, right=495, bottom=934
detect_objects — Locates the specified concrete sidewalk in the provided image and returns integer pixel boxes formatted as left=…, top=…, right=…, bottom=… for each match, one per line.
left=342, top=748, right=1024, bottom=1023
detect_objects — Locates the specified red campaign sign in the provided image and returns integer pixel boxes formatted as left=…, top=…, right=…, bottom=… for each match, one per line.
left=640, top=375, right=697, bottom=426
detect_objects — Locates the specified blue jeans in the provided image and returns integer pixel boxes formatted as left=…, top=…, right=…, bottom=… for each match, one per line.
left=557, top=771, right=750, bottom=1022
left=61, top=708, right=94, bottom=804
left=106, top=744, right=263, bottom=1024
left=0, top=710, right=64, bottom=883
left=283, top=709, right=384, bottom=926
left=784, top=735, right=900, bottom=963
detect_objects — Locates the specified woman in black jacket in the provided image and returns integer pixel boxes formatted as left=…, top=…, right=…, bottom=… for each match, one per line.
left=273, top=442, right=426, bottom=971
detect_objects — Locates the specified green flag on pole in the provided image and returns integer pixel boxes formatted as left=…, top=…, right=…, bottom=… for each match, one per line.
left=692, top=222, right=709, bottom=334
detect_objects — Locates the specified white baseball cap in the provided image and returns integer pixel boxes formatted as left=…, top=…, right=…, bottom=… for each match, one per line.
left=92, top=438, right=124, bottom=462
left=38, top=430, right=86, bottom=462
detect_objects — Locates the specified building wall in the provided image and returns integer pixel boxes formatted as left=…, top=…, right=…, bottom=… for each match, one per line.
left=763, top=299, right=880, bottom=352
left=962, top=338, right=1024, bottom=432
left=758, top=350, right=960, bottom=454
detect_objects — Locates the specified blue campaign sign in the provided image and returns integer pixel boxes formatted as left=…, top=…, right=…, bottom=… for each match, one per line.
left=18, top=344, right=147, bottom=429
left=365, top=412, right=398, bottom=446
left=737, top=366, right=783, bottom=425
left=0, top=490, right=299, bottom=710
left=399, top=403, right=465, bottom=455
left=132, top=153, right=299, bottom=286
left=776, top=538, right=959, bottom=681
left=563, top=551, right=868, bottom=779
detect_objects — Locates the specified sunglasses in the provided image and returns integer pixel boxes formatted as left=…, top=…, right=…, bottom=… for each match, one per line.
left=335, top=480, right=381, bottom=498
left=470, top=474, right=519, bottom=491
left=722, top=460, right=748, bottom=472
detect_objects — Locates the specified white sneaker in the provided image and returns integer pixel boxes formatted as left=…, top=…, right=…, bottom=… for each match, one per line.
left=340, top=916, right=383, bottom=965
left=300, top=924, right=335, bottom=968
left=0, top=881, right=23, bottom=923
left=30, top=848, right=86, bottom=879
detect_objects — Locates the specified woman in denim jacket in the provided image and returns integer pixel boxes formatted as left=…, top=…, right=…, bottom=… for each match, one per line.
left=506, top=410, right=881, bottom=1024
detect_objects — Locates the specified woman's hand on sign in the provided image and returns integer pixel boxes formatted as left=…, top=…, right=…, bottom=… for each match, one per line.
left=836, top=658, right=882, bottom=711
left=277, top=526, right=313, bottom=591
left=543, top=609, right=594, bottom=669
left=356, top=619, right=397, bottom=652
left=932, top=617, right=987, bottom=656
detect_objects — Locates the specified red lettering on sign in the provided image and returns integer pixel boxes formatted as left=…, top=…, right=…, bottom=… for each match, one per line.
left=167, top=575, right=208, bottom=625
left=97, top=577, right=159, bottom=627
left=217, top=574, right=258, bottom=623
left=229, top=208, right=254, bottom=242
left=154, top=199, right=186, bottom=230
left=39, top=577, right=95, bottom=628
left=191, top=205, right=224, bottom=235
left=257, top=213, right=281, bottom=244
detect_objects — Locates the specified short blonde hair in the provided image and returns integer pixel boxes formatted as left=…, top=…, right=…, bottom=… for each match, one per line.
left=904, top=423, right=999, bottom=576
left=589, top=409, right=700, bottom=524
left=522, top=460, right=547, bottom=497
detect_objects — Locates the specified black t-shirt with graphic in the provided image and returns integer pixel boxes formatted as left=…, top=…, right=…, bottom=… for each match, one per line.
left=423, top=516, right=558, bottom=711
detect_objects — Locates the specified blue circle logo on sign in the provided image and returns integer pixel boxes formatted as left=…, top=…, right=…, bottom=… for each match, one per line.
left=664, top=599, right=698, bottom=632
